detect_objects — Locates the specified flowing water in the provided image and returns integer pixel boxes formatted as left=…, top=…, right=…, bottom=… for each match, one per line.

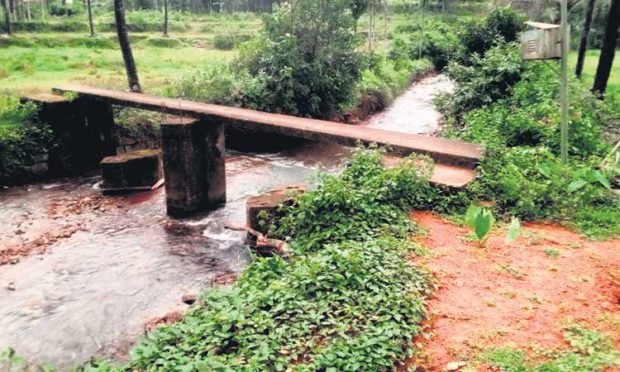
left=0, top=75, right=450, bottom=369
left=365, top=74, right=454, bottom=134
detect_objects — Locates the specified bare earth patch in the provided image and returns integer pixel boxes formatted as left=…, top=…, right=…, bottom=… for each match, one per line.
left=409, top=211, right=620, bottom=371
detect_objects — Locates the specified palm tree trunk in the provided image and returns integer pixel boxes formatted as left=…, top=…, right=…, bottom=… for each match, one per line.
left=163, top=0, right=168, bottom=37
left=576, top=0, right=596, bottom=78
left=86, top=0, right=95, bottom=37
left=114, top=0, right=142, bottom=92
left=592, top=0, right=619, bottom=97
left=2, top=0, right=10, bottom=35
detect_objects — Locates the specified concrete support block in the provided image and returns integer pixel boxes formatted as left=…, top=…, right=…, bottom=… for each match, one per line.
left=100, top=149, right=162, bottom=192
left=22, top=94, right=117, bottom=173
left=161, top=116, right=226, bottom=218
left=246, top=185, right=306, bottom=235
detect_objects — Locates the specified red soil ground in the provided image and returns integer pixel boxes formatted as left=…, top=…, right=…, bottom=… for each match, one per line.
left=409, top=211, right=620, bottom=371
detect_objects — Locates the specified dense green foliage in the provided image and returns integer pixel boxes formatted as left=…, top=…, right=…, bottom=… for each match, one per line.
left=436, top=10, right=620, bottom=239
left=168, top=1, right=362, bottom=119
left=389, top=8, right=524, bottom=72
left=237, top=0, right=360, bottom=118
left=482, top=326, right=620, bottom=371
left=85, top=150, right=434, bottom=371
left=347, top=54, right=433, bottom=113
left=0, top=94, right=52, bottom=184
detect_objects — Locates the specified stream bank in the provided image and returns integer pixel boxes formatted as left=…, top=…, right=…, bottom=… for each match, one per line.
left=0, top=74, right=452, bottom=369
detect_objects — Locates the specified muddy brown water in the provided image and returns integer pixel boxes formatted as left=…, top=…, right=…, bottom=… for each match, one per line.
left=0, top=75, right=451, bottom=369
left=365, top=74, right=454, bottom=134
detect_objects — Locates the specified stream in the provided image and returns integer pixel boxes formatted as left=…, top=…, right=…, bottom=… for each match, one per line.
left=0, top=74, right=453, bottom=369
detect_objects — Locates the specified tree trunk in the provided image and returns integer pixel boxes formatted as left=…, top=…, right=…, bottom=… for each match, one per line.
left=114, top=0, right=142, bottom=93
left=9, top=0, right=15, bottom=22
left=2, top=0, right=10, bottom=35
left=592, top=0, right=619, bottom=97
left=163, top=0, right=168, bottom=37
left=86, top=0, right=95, bottom=37
left=576, top=0, right=596, bottom=78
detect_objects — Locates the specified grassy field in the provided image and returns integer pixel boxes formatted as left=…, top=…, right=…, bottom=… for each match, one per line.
left=0, top=12, right=262, bottom=95
left=569, top=50, right=620, bottom=107
left=0, top=38, right=235, bottom=94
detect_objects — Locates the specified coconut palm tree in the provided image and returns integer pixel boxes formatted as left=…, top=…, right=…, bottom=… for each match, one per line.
left=114, top=0, right=142, bottom=92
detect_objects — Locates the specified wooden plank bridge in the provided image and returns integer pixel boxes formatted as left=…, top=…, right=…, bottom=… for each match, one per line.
left=39, top=85, right=483, bottom=217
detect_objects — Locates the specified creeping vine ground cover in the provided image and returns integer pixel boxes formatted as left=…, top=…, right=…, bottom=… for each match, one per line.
left=87, top=150, right=436, bottom=371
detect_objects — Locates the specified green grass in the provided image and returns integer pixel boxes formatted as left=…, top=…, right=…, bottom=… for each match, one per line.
left=569, top=50, right=620, bottom=107
left=0, top=11, right=262, bottom=94
left=0, top=35, right=235, bottom=94
left=481, top=326, right=620, bottom=371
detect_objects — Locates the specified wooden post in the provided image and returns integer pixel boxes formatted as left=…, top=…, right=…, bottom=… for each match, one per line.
left=161, top=116, right=226, bottom=218
left=560, top=0, right=569, bottom=164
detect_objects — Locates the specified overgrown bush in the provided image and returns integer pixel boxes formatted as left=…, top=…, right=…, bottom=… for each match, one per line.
left=440, top=43, right=619, bottom=238
left=0, top=94, right=53, bottom=184
left=390, top=19, right=460, bottom=71
left=438, top=41, right=524, bottom=120
left=232, top=0, right=360, bottom=118
left=12, top=19, right=88, bottom=32
left=164, top=63, right=256, bottom=105
left=98, top=11, right=190, bottom=33
left=87, top=149, right=435, bottom=370
left=213, top=33, right=252, bottom=50
left=457, top=7, right=525, bottom=64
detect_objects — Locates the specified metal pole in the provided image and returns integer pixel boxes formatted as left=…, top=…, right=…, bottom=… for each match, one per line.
left=560, top=0, right=569, bottom=164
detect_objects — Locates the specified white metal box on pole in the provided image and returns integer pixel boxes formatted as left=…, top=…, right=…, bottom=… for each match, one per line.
left=521, top=21, right=564, bottom=60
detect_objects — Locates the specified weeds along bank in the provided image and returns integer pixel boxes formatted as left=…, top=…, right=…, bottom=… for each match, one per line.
left=1, top=8, right=619, bottom=371
left=429, top=10, right=620, bottom=239
left=60, top=149, right=434, bottom=371
left=0, top=95, right=53, bottom=183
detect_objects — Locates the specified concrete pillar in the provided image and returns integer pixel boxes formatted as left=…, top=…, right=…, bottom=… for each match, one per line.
left=161, top=116, right=226, bottom=218
left=22, top=94, right=117, bottom=173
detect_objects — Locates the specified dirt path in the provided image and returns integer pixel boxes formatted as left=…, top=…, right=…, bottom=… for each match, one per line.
left=410, top=211, right=620, bottom=371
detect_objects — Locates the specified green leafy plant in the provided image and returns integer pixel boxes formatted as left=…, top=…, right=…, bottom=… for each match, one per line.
left=82, top=149, right=436, bottom=371
left=465, top=204, right=495, bottom=244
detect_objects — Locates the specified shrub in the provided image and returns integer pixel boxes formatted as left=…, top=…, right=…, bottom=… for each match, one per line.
left=98, top=11, right=190, bottom=33
left=49, top=2, right=82, bottom=16
left=164, top=63, right=256, bottom=105
left=443, top=60, right=619, bottom=238
left=142, top=36, right=186, bottom=48
left=458, top=7, right=525, bottom=63
left=439, top=41, right=524, bottom=120
left=213, top=33, right=252, bottom=50
left=236, top=0, right=361, bottom=118
left=390, top=19, right=460, bottom=71
left=0, top=94, right=53, bottom=184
